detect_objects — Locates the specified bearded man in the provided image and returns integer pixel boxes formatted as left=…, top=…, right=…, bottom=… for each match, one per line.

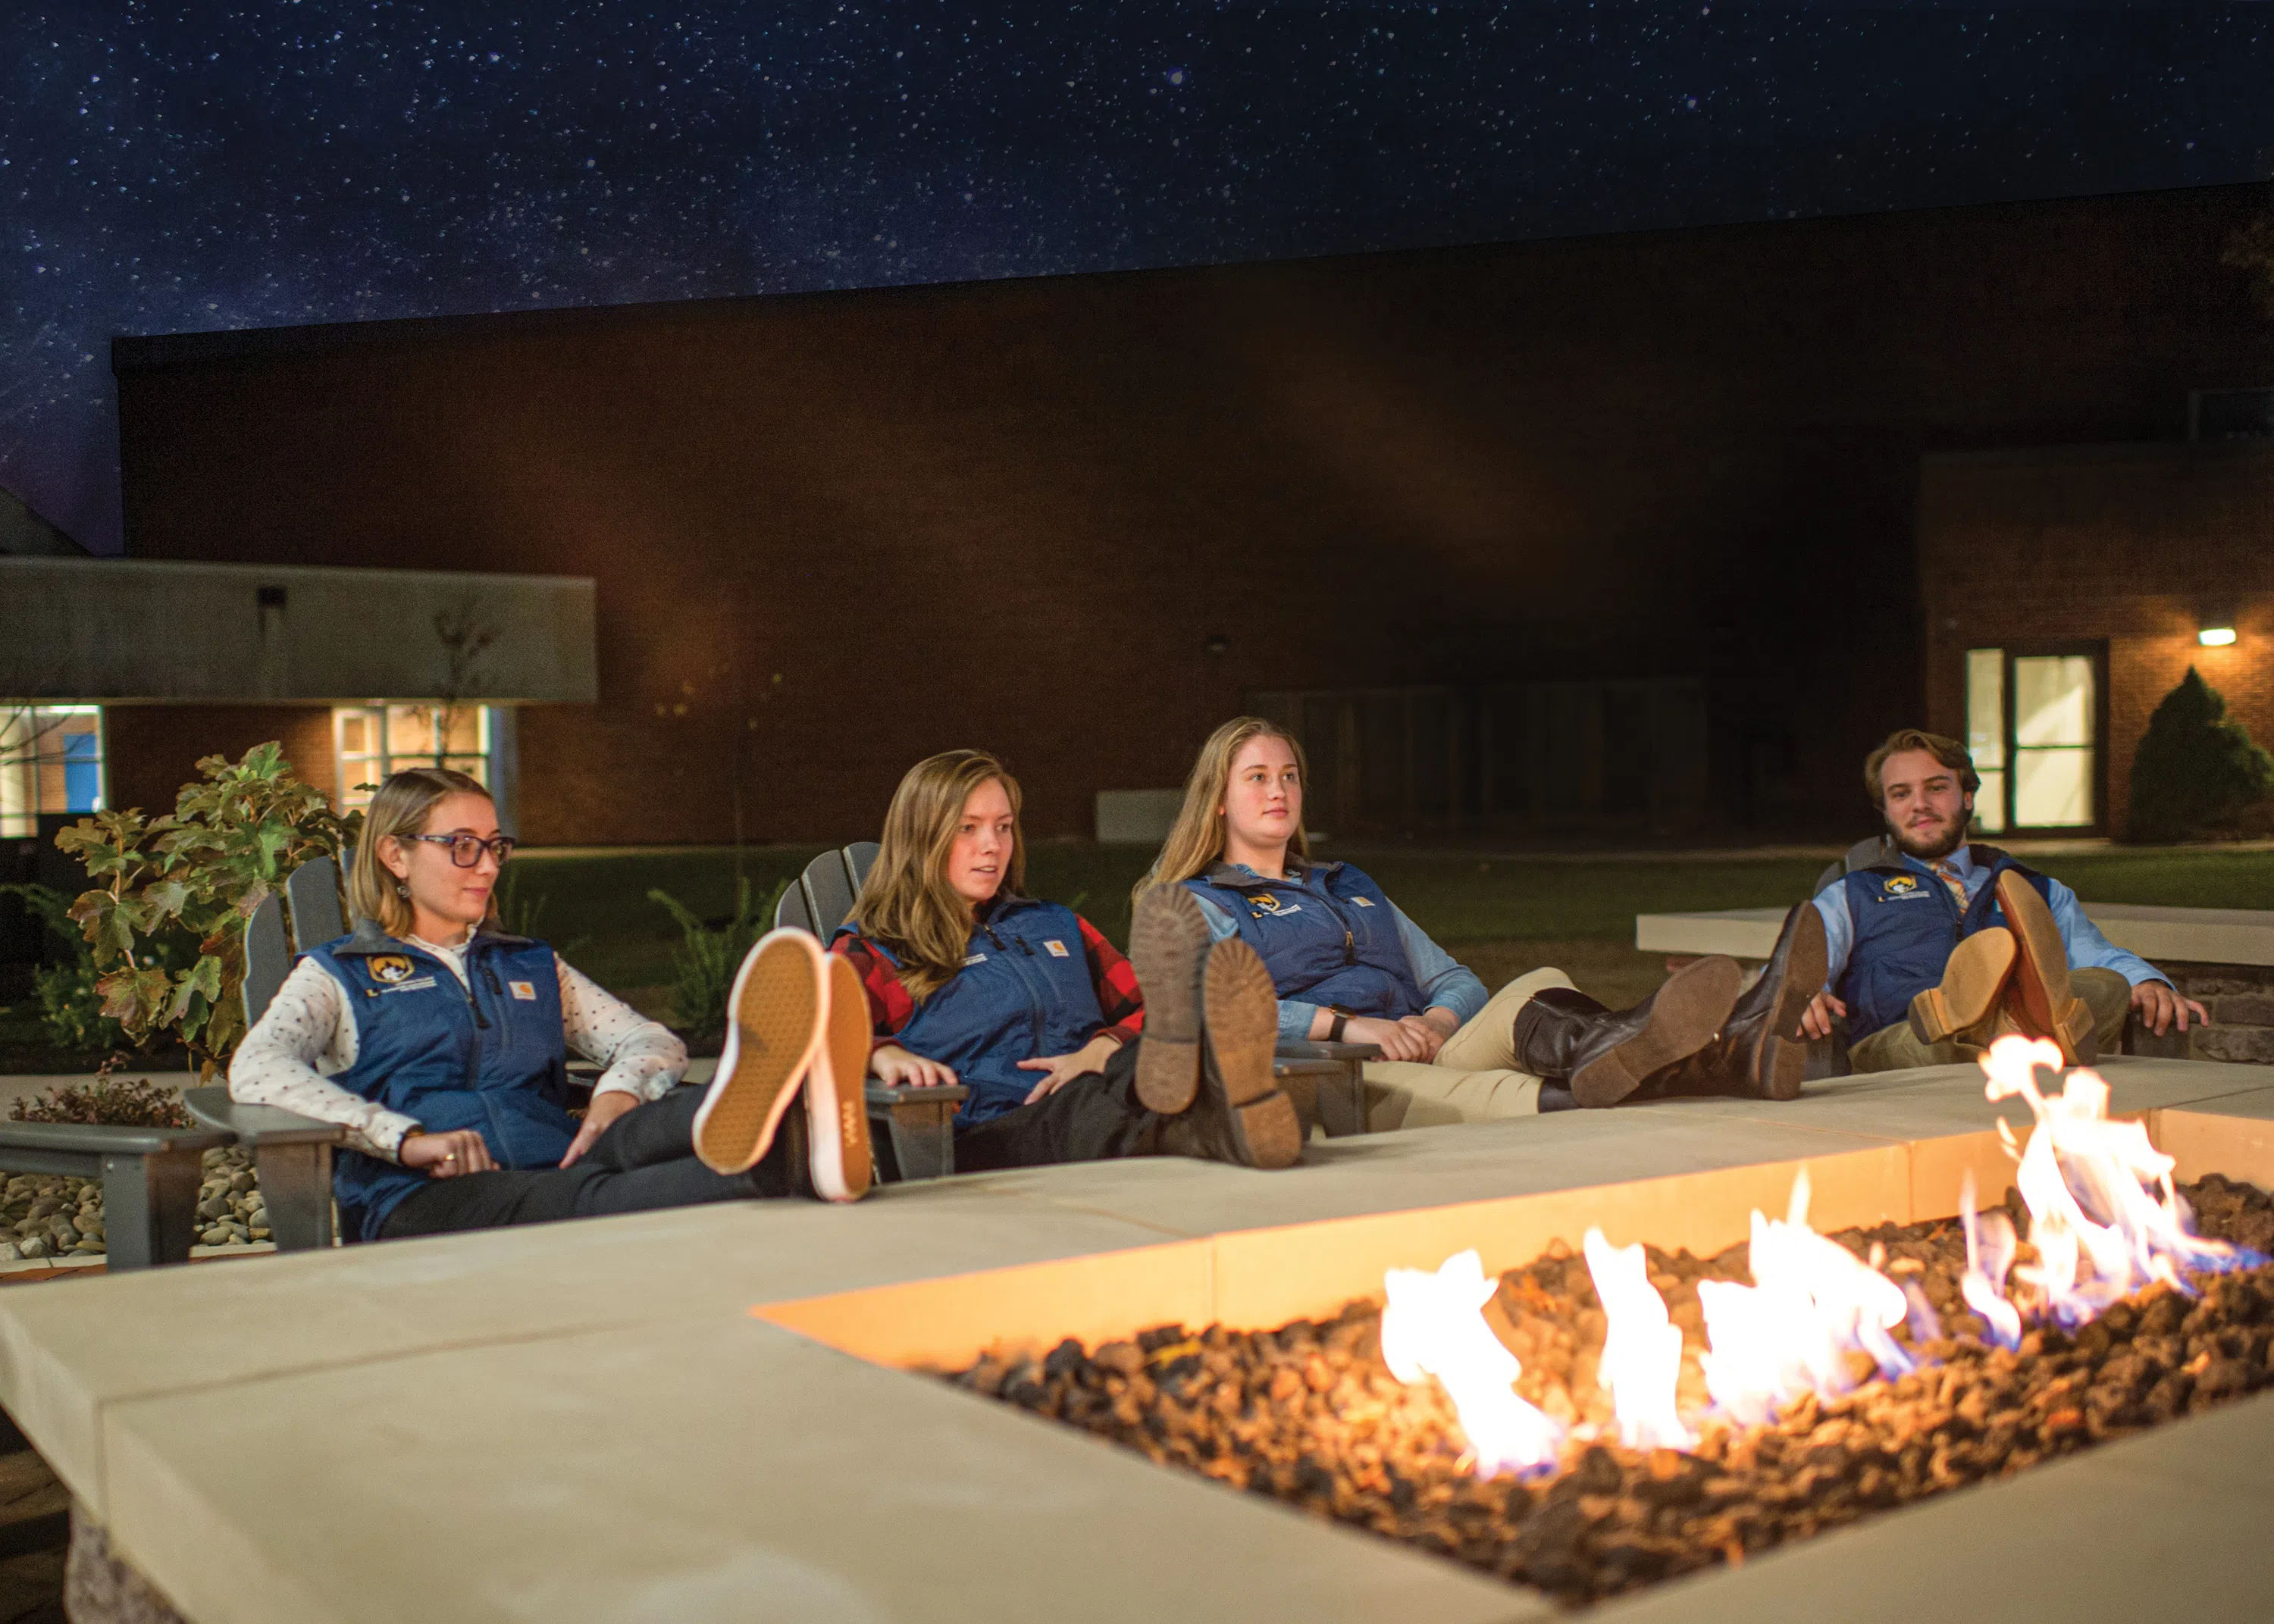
left=1800, top=728, right=2204, bottom=1072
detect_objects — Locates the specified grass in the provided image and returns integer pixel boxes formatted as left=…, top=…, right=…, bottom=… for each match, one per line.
left=500, top=843, right=2274, bottom=1007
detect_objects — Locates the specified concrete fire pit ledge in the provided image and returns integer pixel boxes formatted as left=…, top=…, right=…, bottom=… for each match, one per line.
left=2, top=1057, right=2272, bottom=1622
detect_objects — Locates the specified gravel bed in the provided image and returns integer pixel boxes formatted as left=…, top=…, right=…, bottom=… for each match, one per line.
left=0, top=1145, right=270, bottom=1261
left=948, top=1175, right=2274, bottom=1608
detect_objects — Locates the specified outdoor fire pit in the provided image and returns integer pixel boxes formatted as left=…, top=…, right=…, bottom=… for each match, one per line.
left=763, top=1037, right=2274, bottom=1611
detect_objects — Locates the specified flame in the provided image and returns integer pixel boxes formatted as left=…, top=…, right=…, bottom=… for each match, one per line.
left=1696, top=1169, right=1915, bottom=1427
left=1582, top=1228, right=1698, bottom=1451
left=1979, top=1034, right=2260, bottom=1325
left=1958, top=1169, right=2024, bottom=1350
left=1380, top=1250, right=1565, bottom=1478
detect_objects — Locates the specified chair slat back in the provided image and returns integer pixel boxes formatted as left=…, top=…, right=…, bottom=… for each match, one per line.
left=772, top=881, right=818, bottom=934
left=799, top=848, right=859, bottom=940
left=843, top=841, right=880, bottom=893
left=243, top=892, right=292, bottom=1028
left=284, top=856, right=348, bottom=952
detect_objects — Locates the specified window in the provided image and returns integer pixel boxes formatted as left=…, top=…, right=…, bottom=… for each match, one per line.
left=0, top=706, right=105, bottom=839
left=1962, top=649, right=2099, bottom=831
left=332, top=706, right=493, bottom=810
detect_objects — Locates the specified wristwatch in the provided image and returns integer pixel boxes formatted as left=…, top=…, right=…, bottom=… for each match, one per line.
left=1326, top=1012, right=1348, bottom=1042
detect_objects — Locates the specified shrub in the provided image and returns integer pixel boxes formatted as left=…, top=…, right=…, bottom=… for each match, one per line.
left=2127, top=667, right=2274, bottom=843
left=10, top=1056, right=192, bottom=1129
left=58, top=743, right=362, bottom=1079
left=0, top=881, right=125, bottom=1053
left=648, top=875, right=788, bottom=1047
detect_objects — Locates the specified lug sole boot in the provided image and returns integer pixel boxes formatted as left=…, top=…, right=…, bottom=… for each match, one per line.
left=1160, top=939, right=1302, bottom=1169
left=1906, top=925, right=2017, bottom=1049
left=1512, top=957, right=1745, bottom=1109
left=1996, top=871, right=2097, bottom=1063
left=1709, top=902, right=1830, bottom=1100
left=802, top=953, right=875, bottom=1202
left=694, top=929, right=828, bottom=1174
left=1129, top=884, right=1212, bottom=1114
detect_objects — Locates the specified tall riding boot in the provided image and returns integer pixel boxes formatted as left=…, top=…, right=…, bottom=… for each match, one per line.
left=1664, top=903, right=1830, bottom=1101
left=1511, top=957, right=1745, bottom=1109
left=1995, top=871, right=2097, bottom=1064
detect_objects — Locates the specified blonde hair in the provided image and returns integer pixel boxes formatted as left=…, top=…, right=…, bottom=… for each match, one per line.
left=347, top=767, right=496, bottom=937
left=850, top=750, right=1026, bottom=1001
left=1134, top=717, right=1310, bottom=906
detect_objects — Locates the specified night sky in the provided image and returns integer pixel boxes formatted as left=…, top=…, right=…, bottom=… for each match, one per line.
left=6, top=5, right=2272, bottom=555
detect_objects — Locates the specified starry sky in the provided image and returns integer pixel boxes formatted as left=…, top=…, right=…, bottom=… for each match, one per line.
left=6, top=4, right=2273, bottom=555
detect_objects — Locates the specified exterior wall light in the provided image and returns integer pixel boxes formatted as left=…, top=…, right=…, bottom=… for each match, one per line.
left=2200, top=627, right=2238, bottom=647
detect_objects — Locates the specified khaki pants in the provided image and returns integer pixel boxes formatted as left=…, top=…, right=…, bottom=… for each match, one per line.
left=1848, top=965, right=2133, bottom=1073
left=1360, top=968, right=1574, bottom=1131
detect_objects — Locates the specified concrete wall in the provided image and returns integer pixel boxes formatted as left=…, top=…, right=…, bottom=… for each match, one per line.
left=1918, top=442, right=2274, bottom=835
left=113, top=183, right=2274, bottom=846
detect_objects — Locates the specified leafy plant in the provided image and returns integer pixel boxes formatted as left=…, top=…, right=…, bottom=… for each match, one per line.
left=58, top=743, right=362, bottom=1080
left=2128, top=667, right=2274, bottom=843
left=10, top=1055, right=192, bottom=1129
left=647, top=875, right=788, bottom=1047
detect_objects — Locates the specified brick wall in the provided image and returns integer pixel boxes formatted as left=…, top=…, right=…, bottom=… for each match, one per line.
left=114, top=183, right=2274, bottom=846
left=1919, top=443, right=2274, bottom=834
left=101, top=706, right=336, bottom=822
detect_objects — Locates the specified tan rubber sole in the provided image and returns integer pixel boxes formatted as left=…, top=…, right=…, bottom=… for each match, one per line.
left=1996, top=871, right=2094, bottom=1063
left=1201, top=939, right=1301, bottom=1170
left=694, top=931, right=824, bottom=1174
left=1130, top=884, right=1211, bottom=1113
left=1571, top=956, right=1743, bottom=1108
left=805, top=954, right=874, bottom=1202
left=1909, top=926, right=2017, bottom=1045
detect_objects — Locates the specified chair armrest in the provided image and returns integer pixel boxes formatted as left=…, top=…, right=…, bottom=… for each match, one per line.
left=183, top=1087, right=343, bottom=1147
left=1273, top=1039, right=1382, bottom=1062
left=864, top=1081, right=972, bottom=1108
left=0, top=1122, right=233, bottom=1156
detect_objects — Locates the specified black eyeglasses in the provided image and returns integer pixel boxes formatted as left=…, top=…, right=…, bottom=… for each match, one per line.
left=404, top=834, right=517, bottom=868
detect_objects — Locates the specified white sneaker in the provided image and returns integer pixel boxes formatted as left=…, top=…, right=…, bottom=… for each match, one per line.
left=692, top=928, right=828, bottom=1175
left=803, top=953, right=875, bottom=1202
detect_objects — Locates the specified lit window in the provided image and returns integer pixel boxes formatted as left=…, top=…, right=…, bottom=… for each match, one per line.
left=0, top=707, right=105, bottom=839
left=2011, top=656, right=2096, bottom=828
left=332, top=706, right=494, bottom=809
left=1965, top=649, right=2006, bottom=834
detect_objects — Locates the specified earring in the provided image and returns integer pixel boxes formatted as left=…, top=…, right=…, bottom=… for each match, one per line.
left=395, top=882, right=409, bottom=898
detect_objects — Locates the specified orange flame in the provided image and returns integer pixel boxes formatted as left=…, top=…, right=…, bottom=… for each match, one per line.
left=1582, top=1228, right=1697, bottom=1451
left=1380, top=1250, right=1565, bottom=1478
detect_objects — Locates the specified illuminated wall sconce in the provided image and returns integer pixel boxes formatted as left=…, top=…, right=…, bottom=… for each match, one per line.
left=2200, top=627, right=2238, bottom=647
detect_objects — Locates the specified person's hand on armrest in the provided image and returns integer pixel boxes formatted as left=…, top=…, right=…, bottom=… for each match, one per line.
left=2133, top=979, right=2208, bottom=1037
left=1799, top=989, right=1846, bottom=1041
left=1341, top=1015, right=1433, bottom=1062
left=559, top=1090, right=642, bottom=1168
left=873, top=1044, right=958, bottom=1090
left=401, top=1130, right=494, bottom=1178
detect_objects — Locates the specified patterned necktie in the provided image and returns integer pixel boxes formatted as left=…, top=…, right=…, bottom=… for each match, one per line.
left=1929, top=859, right=1969, bottom=912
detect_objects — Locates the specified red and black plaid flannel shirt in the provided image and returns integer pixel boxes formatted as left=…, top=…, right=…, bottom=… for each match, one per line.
left=830, top=914, right=1145, bottom=1046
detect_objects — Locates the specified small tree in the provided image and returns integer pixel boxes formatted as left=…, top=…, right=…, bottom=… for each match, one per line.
left=2127, top=667, right=2274, bottom=843
left=59, top=743, right=362, bottom=1078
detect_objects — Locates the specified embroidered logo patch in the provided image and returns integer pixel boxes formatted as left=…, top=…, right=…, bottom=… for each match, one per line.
left=1249, top=897, right=1302, bottom=918
left=1882, top=875, right=1919, bottom=894
left=963, top=952, right=988, bottom=966
left=1351, top=896, right=1375, bottom=908
left=1876, top=875, right=1930, bottom=903
left=367, top=954, right=416, bottom=984
left=509, top=980, right=537, bottom=1000
left=381, top=975, right=439, bottom=994
left=1042, top=939, right=1071, bottom=958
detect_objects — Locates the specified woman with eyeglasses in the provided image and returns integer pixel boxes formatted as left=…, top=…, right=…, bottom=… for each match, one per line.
left=229, top=766, right=867, bottom=1241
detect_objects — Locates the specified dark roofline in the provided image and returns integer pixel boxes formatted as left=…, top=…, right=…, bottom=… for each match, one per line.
left=111, top=177, right=2274, bottom=378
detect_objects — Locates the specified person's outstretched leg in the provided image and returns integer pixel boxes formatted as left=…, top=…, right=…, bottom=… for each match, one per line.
left=953, top=1042, right=1160, bottom=1172
left=579, top=1087, right=705, bottom=1172
left=1510, top=957, right=1743, bottom=1107
left=1434, top=968, right=1576, bottom=1072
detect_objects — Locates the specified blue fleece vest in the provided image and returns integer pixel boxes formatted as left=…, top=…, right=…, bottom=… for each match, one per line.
left=305, top=922, right=574, bottom=1239
left=844, top=896, right=1107, bottom=1130
left=1182, top=861, right=1425, bottom=1020
left=1834, top=846, right=2055, bottom=1041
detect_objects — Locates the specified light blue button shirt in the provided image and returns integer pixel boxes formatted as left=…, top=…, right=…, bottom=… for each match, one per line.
left=1186, top=865, right=1490, bottom=1041
left=1811, top=845, right=2167, bottom=991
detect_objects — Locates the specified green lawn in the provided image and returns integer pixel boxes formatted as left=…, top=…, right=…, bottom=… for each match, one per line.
left=506, top=843, right=2274, bottom=1003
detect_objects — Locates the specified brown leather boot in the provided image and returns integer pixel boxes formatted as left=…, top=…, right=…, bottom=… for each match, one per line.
left=1995, top=871, right=2096, bottom=1063
left=1906, top=925, right=2017, bottom=1049
left=1157, top=939, right=1301, bottom=1169
left=1511, top=956, right=1744, bottom=1108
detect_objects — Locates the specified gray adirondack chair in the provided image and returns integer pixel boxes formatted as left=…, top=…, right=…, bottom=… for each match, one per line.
left=780, top=844, right=1376, bottom=1162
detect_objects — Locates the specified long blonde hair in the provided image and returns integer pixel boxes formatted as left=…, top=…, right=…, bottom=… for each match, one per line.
left=1134, top=717, right=1310, bottom=906
left=347, top=767, right=495, bottom=937
left=850, top=750, right=1026, bottom=1001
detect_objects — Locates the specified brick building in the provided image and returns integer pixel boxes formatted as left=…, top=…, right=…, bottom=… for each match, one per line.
left=1921, top=440, right=2274, bottom=837
left=77, top=180, right=2274, bottom=847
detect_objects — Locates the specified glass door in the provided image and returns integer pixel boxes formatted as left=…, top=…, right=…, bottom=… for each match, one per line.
left=1963, top=648, right=2101, bottom=832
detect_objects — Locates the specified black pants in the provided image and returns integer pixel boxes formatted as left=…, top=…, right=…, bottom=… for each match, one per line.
left=381, top=1088, right=802, bottom=1239
left=952, top=1037, right=1163, bottom=1173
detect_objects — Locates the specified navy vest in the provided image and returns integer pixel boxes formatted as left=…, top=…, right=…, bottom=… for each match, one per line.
left=1832, top=845, right=2055, bottom=1041
left=1182, top=861, right=1424, bottom=1020
left=843, top=896, right=1108, bottom=1129
left=305, top=922, right=575, bottom=1239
